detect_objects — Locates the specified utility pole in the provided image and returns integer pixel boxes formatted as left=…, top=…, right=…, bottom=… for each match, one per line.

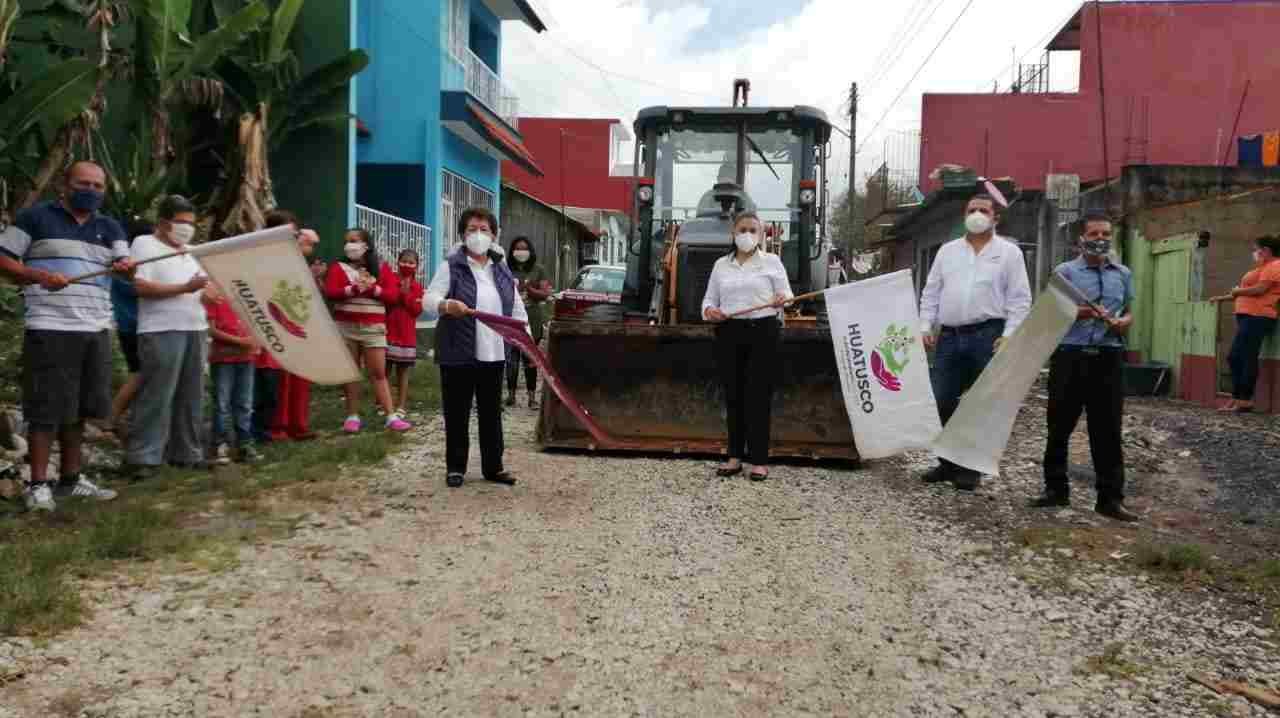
left=558, top=127, right=567, bottom=289
left=847, top=82, right=858, bottom=251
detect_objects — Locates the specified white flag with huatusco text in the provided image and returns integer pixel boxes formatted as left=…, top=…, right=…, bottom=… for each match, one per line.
left=826, top=269, right=941, bottom=459
left=933, top=273, right=1080, bottom=476
left=190, top=227, right=361, bottom=385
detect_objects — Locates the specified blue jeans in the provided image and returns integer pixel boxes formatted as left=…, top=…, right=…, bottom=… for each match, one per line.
left=1228, top=313, right=1278, bottom=400
left=931, top=319, right=1003, bottom=472
left=212, top=362, right=255, bottom=447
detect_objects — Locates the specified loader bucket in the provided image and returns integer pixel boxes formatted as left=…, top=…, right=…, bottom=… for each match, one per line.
left=536, top=321, right=859, bottom=461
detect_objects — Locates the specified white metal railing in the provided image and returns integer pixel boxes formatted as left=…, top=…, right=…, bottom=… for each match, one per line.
left=355, top=204, right=431, bottom=285
left=464, top=48, right=519, bottom=128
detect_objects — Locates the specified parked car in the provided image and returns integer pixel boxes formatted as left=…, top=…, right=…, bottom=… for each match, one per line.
left=553, top=265, right=626, bottom=321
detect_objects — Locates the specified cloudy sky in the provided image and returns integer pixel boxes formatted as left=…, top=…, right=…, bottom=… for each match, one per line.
left=501, top=0, right=1087, bottom=198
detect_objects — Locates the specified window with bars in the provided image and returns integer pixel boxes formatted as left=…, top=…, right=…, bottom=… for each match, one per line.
left=443, top=0, right=468, bottom=64
left=440, top=170, right=495, bottom=265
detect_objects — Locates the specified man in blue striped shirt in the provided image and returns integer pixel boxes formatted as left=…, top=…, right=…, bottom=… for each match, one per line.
left=0, top=161, right=134, bottom=511
left=1033, top=213, right=1138, bottom=522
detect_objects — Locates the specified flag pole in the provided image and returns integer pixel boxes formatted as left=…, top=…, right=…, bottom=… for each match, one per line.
left=727, top=288, right=825, bottom=318
left=63, top=249, right=196, bottom=285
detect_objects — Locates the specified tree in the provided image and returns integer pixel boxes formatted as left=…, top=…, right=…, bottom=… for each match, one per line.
left=0, top=1, right=100, bottom=219
left=211, top=0, right=368, bottom=235
left=828, top=189, right=867, bottom=255
left=133, top=0, right=269, bottom=177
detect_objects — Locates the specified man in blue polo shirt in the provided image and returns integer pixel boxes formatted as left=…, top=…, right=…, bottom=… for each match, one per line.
left=1033, top=212, right=1139, bottom=522
left=0, top=160, right=134, bottom=511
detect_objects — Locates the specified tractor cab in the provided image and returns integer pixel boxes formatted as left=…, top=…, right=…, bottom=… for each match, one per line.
left=625, top=101, right=833, bottom=322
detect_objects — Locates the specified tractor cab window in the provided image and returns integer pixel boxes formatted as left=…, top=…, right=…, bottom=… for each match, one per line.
left=652, top=127, right=738, bottom=220
left=744, top=127, right=799, bottom=244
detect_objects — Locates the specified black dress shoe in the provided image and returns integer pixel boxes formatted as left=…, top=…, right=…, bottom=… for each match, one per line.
left=1096, top=501, right=1139, bottom=522
left=446, top=472, right=464, bottom=488
left=952, top=473, right=980, bottom=491
left=1030, top=493, right=1070, bottom=508
left=921, top=465, right=951, bottom=484
left=484, top=471, right=517, bottom=485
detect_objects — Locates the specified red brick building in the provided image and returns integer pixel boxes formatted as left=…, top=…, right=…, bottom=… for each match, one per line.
left=502, top=118, right=635, bottom=266
left=918, top=1, right=1280, bottom=193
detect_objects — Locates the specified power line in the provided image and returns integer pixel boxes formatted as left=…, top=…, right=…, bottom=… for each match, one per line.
left=977, top=1, right=1080, bottom=92
left=857, top=0, right=978, bottom=155
left=542, top=36, right=709, bottom=99
left=863, top=0, right=948, bottom=96
left=863, top=0, right=935, bottom=89
left=508, top=33, right=633, bottom=119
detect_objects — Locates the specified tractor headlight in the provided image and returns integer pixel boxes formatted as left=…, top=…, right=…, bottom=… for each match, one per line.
left=799, top=188, right=816, bottom=205
left=637, top=185, right=654, bottom=204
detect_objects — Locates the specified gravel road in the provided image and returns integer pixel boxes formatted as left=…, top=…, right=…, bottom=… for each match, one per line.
left=1, top=405, right=1276, bottom=717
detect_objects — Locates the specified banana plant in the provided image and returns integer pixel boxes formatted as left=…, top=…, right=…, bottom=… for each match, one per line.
left=0, top=1, right=103, bottom=217
left=0, top=57, right=98, bottom=219
left=132, top=0, right=268, bottom=175
left=211, top=0, right=368, bottom=234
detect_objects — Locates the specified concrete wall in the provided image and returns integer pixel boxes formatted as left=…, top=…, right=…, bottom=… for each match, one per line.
left=503, top=118, right=634, bottom=213
left=1122, top=165, right=1280, bottom=410
left=500, top=188, right=595, bottom=290
left=273, top=0, right=356, bottom=259
left=919, top=1, right=1280, bottom=192
left=353, top=0, right=503, bottom=276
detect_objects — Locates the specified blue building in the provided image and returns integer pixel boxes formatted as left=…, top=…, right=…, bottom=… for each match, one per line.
left=351, top=0, right=546, bottom=277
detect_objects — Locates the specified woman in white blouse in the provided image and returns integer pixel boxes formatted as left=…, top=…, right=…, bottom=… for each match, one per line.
left=701, top=211, right=794, bottom=481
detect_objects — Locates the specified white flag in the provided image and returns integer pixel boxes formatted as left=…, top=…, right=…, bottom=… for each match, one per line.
left=933, top=273, right=1080, bottom=476
left=826, top=269, right=941, bottom=459
left=191, top=227, right=361, bottom=385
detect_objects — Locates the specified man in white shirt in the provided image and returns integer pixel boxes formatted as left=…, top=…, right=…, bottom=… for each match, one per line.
left=125, top=195, right=210, bottom=479
left=426, top=207, right=528, bottom=489
left=918, top=193, right=1032, bottom=490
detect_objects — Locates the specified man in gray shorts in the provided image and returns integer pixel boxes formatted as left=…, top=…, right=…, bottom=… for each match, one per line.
left=0, top=160, right=134, bottom=511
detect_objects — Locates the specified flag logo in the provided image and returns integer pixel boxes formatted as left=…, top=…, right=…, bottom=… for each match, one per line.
left=267, top=280, right=311, bottom=339
left=871, top=324, right=912, bottom=392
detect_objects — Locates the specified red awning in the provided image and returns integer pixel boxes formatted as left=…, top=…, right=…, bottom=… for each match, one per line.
left=466, top=100, right=544, bottom=176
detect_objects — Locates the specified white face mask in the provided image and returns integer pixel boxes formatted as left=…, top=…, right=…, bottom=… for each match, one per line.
left=169, top=223, right=195, bottom=246
left=344, top=242, right=367, bottom=261
left=512, top=249, right=531, bottom=262
left=734, top=232, right=758, bottom=253
left=965, top=211, right=994, bottom=235
left=465, top=231, right=492, bottom=256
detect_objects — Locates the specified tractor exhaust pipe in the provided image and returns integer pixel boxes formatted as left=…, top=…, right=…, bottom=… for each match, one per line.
left=733, top=78, right=750, bottom=107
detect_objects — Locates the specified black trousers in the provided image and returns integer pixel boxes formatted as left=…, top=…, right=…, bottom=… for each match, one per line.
left=714, top=318, right=781, bottom=465
left=252, top=367, right=281, bottom=444
left=505, top=347, right=537, bottom=395
left=441, top=362, right=505, bottom=477
left=1043, top=347, right=1126, bottom=503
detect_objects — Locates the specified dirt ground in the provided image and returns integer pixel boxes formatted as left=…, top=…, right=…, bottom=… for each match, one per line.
left=1, top=395, right=1278, bottom=718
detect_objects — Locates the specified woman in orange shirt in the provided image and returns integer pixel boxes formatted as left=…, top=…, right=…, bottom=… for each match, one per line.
left=1211, top=236, right=1280, bottom=412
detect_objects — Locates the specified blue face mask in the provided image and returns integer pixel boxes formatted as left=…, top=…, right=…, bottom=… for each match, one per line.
left=68, top=189, right=104, bottom=213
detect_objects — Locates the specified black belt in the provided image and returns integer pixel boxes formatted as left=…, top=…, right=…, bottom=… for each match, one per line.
left=940, top=318, right=1005, bottom=335
left=1057, top=345, right=1124, bottom=356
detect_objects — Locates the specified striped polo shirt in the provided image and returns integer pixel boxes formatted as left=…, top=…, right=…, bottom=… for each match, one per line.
left=0, top=201, right=128, bottom=332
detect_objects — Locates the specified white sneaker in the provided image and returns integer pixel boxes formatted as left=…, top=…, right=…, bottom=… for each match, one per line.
left=54, top=474, right=118, bottom=501
left=23, top=483, right=56, bottom=512
left=215, top=443, right=233, bottom=466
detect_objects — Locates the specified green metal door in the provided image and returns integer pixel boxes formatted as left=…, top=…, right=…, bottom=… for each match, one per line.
left=1149, top=246, right=1190, bottom=374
